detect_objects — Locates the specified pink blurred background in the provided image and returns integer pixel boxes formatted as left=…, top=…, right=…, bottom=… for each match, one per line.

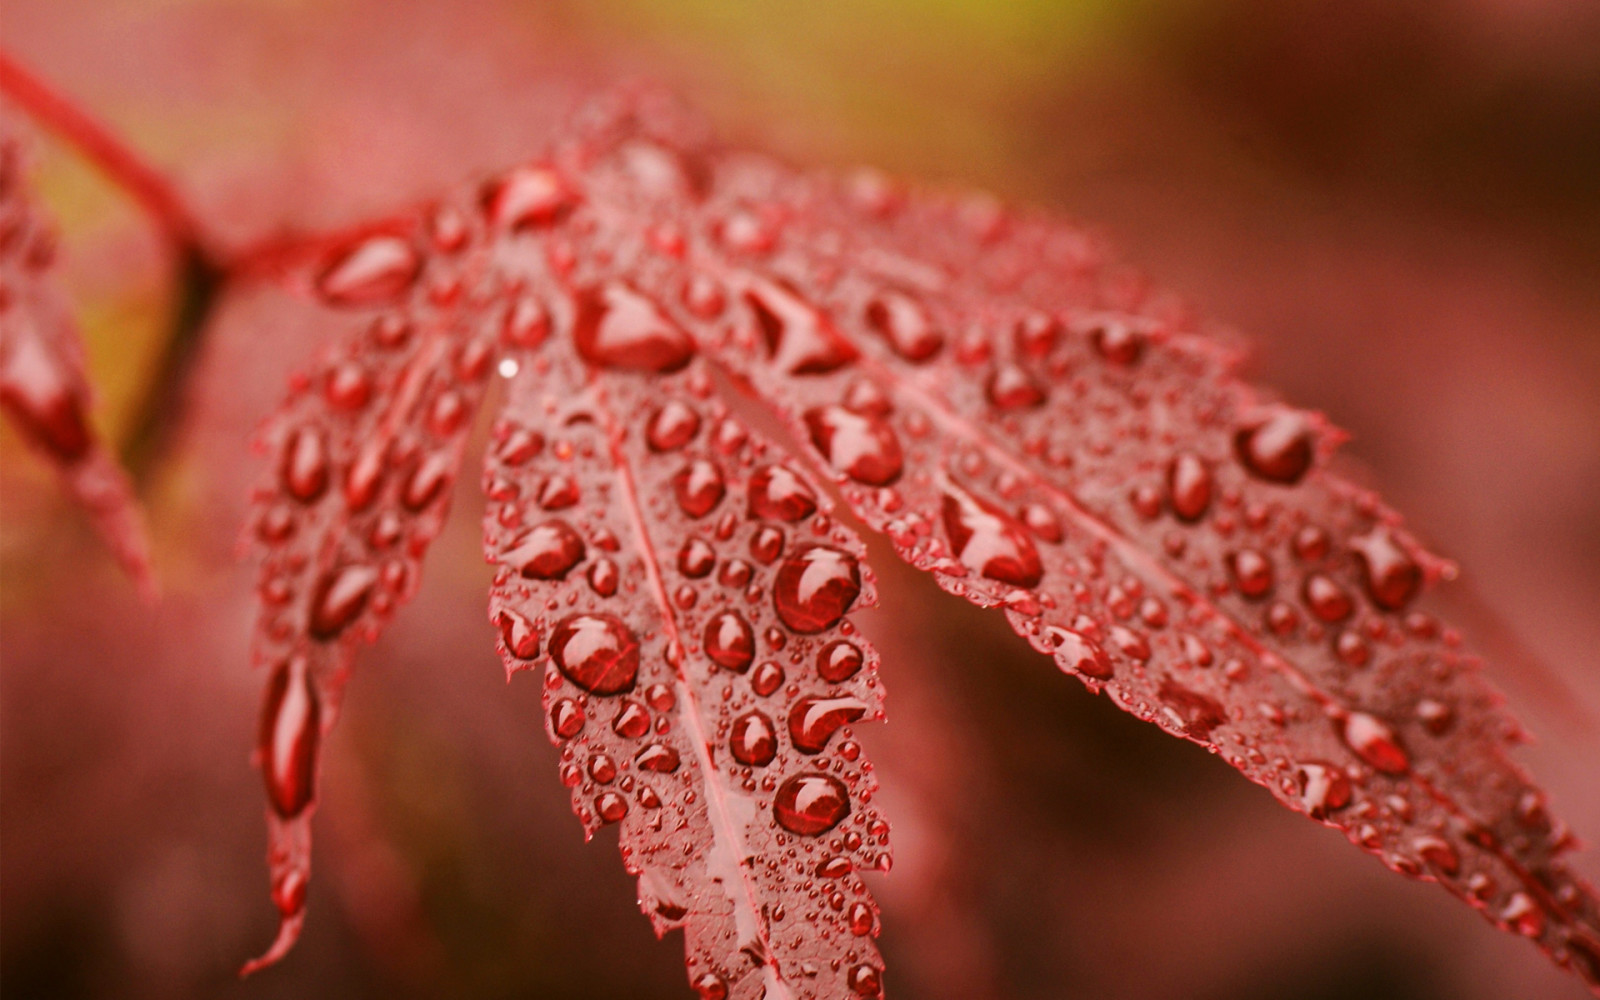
left=3, top=1, right=1598, bottom=998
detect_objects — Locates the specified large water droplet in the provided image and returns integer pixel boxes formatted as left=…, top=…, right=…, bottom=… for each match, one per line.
left=1236, top=412, right=1315, bottom=484
left=704, top=610, right=755, bottom=672
left=506, top=520, right=586, bottom=580
left=573, top=283, right=694, bottom=374
left=773, top=772, right=851, bottom=835
left=550, top=614, right=640, bottom=695
left=316, top=234, right=421, bottom=306
left=748, top=465, right=818, bottom=522
left=848, top=964, right=883, bottom=997
left=746, top=280, right=858, bottom=375
left=864, top=291, right=942, bottom=362
left=729, top=710, right=777, bottom=766
left=805, top=405, right=903, bottom=486
left=260, top=657, right=319, bottom=818
left=941, top=489, right=1043, bottom=587
left=789, top=696, right=867, bottom=753
left=1167, top=453, right=1212, bottom=522
left=1342, top=712, right=1410, bottom=774
left=774, top=546, right=862, bottom=633
left=1350, top=529, right=1421, bottom=611
left=673, top=460, right=726, bottom=518
left=281, top=425, right=330, bottom=502
left=310, top=564, right=379, bottom=639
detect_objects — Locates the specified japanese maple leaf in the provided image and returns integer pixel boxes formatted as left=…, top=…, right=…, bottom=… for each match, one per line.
left=234, top=87, right=1599, bottom=1000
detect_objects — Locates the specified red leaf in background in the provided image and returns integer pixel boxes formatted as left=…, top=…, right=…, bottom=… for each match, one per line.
left=0, top=128, right=153, bottom=596
left=235, top=87, right=1597, bottom=996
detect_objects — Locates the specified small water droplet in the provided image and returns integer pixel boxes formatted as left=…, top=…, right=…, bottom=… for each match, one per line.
left=1229, top=548, right=1275, bottom=599
left=316, top=234, right=420, bottom=306
left=678, top=537, right=716, bottom=579
left=746, top=280, right=858, bottom=375
left=1350, top=529, right=1421, bottom=611
left=805, top=405, right=904, bottom=486
left=729, top=710, right=777, bottom=766
left=260, top=657, right=319, bottom=818
left=281, top=425, right=330, bottom=502
left=1296, top=761, right=1352, bottom=818
left=1048, top=627, right=1114, bottom=679
left=985, top=363, right=1047, bottom=410
left=1303, top=573, right=1353, bottom=622
left=749, top=465, right=818, bottom=522
left=550, top=698, right=585, bottom=738
left=646, top=401, right=700, bottom=452
left=817, top=641, right=864, bottom=682
left=847, top=901, right=876, bottom=936
left=573, top=283, right=695, bottom=373
left=751, top=662, right=785, bottom=696
left=495, top=608, right=539, bottom=659
left=502, top=295, right=549, bottom=349
left=692, top=972, right=728, bottom=1000
left=941, top=489, right=1043, bottom=587
left=1416, top=698, right=1454, bottom=735
left=324, top=363, right=372, bottom=410
left=549, top=614, right=639, bottom=695
left=774, top=546, right=862, bottom=633
left=848, top=964, right=883, bottom=997
left=773, top=772, right=851, bottom=835
left=507, top=520, right=586, bottom=580
left=310, top=564, right=379, bottom=639
left=864, top=291, right=942, bottom=362
left=596, top=791, right=628, bottom=824
left=1236, top=412, right=1315, bottom=484
left=636, top=742, right=681, bottom=773
left=612, top=701, right=651, bottom=739
left=539, top=474, right=580, bottom=510
left=483, top=165, right=574, bottom=229
left=1020, top=503, right=1063, bottom=543
left=704, top=611, right=755, bottom=672
left=673, top=460, right=726, bottom=518
left=1413, top=835, right=1460, bottom=875
left=588, top=558, right=619, bottom=596
left=789, top=696, right=867, bottom=753
left=750, top=526, right=785, bottom=564
left=1167, top=453, right=1212, bottom=521
left=1089, top=317, right=1145, bottom=365
left=1342, top=712, right=1410, bottom=774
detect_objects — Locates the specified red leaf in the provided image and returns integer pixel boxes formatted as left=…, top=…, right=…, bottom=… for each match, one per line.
left=0, top=130, right=154, bottom=596
left=242, top=219, right=497, bottom=975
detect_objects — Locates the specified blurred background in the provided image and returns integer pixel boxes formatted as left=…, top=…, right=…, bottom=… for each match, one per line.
left=3, top=1, right=1598, bottom=997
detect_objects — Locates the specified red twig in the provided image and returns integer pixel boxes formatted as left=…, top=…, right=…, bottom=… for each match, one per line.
left=0, top=50, right=209, bottom=254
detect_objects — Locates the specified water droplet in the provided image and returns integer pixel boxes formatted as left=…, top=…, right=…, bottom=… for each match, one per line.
left=748, top=465, right=818, bottom=522
left=573, top=283, right=694, bottom=373
left=751, top=661, right=784, bottom=696
left=805, top=405, right=903, bottom=486
left=1090, top=317, right=1145, bottom=365
left=1228, top=548, right=1274, bottom=599
left=774, top=546, right=862, bottom=633
left=692, top=972, right=728, bottom=1000
left=1156, top=678, right=1225, bottom=740
left=941, top=489, right=1043, bottom=587
left=1500, top=892, right=1545, bottom=938
left=729, top=710, right=777, bottom=766
left=1303, top=573, right=1353, bottom=622
left=864, top=291, right=942, bottom=361
left=1236, top=412, right=1315, bottom=484
left=324, top=362, right=371, bottom=410
left=1020, top=503, right=1063, bottom=543
left=495, top=608, right=539, bottom=659
left=746, top=280, right=858, bottom=375
left=773, top=772, right=851, bottom=836
left=483, top=165, right=574, bottom=229
left=550, top=698, right=585, bottom=738
left=1414, top=835, right=1460, bottom=875
left=668, top=460, right=725, bottom=519
left=817, top=641, right=864, bottom=683
left=646, top=401, right=700, bottom=451
left=550, top=614, right=640, bottom=695
left=1342, top=712, right=1410, bottom=774
left=789, top=696, right=867, bottom=753
left=1334, top=631, right=1371, bottom=666
left=612, top=701, right=651, bottom=739
left=1350, top=529, right=1421, bottom=611
left=588, top=558, right=619, bottom=596
left=636, top=742, right=681, bottom=773
left=315, top=234, right=420, bottom=306
left=596, top=791, right=628, bottom=824
left=496, top=426, right=543, bottom=466
left=401, top=453, right=451, bottom=510
left=848, top=901, right=875, bottom=936
left=1296, top=761, right=1352, bottom=818
left=343, top=440, right=387, bottom=511
left=0, top=333, right=92, bottom=461
left=260, top=657, right=319, bottom=818
left=1416, top=698, right=1454, bottom=735
left=281, top=425, right=330, bottom=502
left=848, top=964, right=883, bottom=997
left=502, top=295, right=549, bottom=349
left=538, top=474, right=580, bottom=510
left=1167, top=453, right=1211, bottom=521
left=310, top=564, right=379, bottom=639
left=985, top=364, right=1047, bottom=410
left=1048, top=627, right=1114, bottom=679
left=704, top=611, right=755, bottom=672
left=750, top=526, right=785, bottom=564
left=507, top=520, right=586, bottom=580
